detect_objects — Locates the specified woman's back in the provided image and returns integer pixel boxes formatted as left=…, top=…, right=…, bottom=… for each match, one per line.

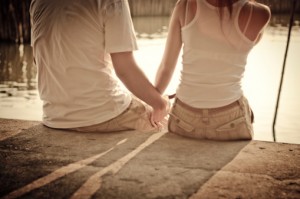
left=176, top=0, right=270, bottom=108
left=184, top=0, right=270, bottom=42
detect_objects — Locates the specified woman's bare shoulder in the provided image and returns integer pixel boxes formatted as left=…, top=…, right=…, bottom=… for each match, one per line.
left=239, top=1, right=271, bottom=41
left=251, top=2, right=271, bottom=25
left=173, top=0, right=187, bottom=26
left=242, top=2, right=271, bottom=30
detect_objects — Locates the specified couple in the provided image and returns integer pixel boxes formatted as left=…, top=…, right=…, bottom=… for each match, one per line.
left=30, top=0, right=270, bottom=140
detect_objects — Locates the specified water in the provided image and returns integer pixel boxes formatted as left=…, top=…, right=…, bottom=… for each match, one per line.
left=0, top=15, right=299, bottom=144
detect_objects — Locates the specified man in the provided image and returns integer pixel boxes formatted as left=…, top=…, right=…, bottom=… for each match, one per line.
left=30, top=0, right=168, bottom=132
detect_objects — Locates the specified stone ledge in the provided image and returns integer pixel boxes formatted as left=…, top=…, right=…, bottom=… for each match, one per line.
left=0, top=118, right=299, bottom=199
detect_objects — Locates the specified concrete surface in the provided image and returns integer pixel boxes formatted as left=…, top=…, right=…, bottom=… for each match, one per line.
left=0, top=118, right=299, bottom=199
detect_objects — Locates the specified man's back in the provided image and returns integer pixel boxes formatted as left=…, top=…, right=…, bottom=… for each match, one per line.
left=30, top=0, right=137, bottom=128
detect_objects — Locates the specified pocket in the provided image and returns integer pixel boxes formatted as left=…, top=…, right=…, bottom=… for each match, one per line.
left=169, top=113, right=194, bottom=133
left=216, top=117, right=253, bottom=140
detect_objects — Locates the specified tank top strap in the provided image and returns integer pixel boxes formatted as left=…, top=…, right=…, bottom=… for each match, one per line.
left=184, top=0, right=189, bottom=26
left=242, top=3, right=253, bottom=34
left=232, top=0, right=252, bottom=34
left=184, top=0, right=201, bottom=27
left=233, top=0, right=249, bottom=17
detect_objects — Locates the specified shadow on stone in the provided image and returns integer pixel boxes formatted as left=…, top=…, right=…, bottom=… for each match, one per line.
left=0, top=122, right=250, bottom=198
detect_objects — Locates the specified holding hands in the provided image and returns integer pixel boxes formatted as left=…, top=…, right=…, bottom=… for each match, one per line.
left=150, top=95, right=171, bottom=130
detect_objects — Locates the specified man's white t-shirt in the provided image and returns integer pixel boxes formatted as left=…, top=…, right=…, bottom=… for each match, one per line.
left=30, top=0, right=137, bottom=128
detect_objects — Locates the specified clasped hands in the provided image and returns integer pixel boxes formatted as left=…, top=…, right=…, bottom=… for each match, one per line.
left=150, top=95, right=171, bottom=130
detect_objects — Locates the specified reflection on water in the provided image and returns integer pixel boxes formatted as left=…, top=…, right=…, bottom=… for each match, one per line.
left=0, top=43, right=40, bottom=121
left=0, top=15, right=300, bottom=144
left=133, top=16, right=169, bottom=39
left=0, top=44, right=36, bottom=91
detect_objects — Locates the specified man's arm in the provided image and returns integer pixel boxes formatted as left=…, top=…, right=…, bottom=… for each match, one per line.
left=111, top=51, right=167, bottom=125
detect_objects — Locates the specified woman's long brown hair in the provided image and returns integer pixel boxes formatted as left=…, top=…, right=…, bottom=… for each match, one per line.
left=217, top=0, right=234, bottom=18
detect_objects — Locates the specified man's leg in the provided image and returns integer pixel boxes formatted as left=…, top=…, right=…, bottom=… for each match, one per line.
left=71, top=98, right=157, bottom=133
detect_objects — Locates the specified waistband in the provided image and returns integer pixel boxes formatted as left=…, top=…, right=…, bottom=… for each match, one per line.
left=175, top=98, right=241, bottom=114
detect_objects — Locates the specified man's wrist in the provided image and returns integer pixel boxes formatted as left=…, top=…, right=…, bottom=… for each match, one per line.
left=152, top=96, right=167, bottom=110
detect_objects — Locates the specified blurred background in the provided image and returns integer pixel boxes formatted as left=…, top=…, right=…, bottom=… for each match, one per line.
left=0, top=0, right=299, bottom=143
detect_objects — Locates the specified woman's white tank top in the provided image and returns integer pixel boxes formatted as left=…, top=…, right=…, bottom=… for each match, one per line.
left=176, top=0, right=257, bottom=108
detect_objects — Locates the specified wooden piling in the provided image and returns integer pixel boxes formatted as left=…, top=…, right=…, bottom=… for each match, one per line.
left=0, top=0, right=31, bottom=44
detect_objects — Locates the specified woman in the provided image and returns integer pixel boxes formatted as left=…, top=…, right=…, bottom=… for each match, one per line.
left=155, top=0, right=271, bottom=140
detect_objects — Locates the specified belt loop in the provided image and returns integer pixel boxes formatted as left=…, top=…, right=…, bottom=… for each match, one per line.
left=238, top=96, right=245, bottom=114
left=202, top=109, right=209, bottom=124
left=174, top=98, right=178, bottom=108
left=237, top=96, right=243, bottom=107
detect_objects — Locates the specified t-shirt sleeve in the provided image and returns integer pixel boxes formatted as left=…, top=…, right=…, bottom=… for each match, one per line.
left=104, top=0, right=138, bottom=53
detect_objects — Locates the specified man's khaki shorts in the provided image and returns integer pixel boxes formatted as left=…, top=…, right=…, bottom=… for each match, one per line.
left=72, top=98, right=157, bottom=133
left=168, top=96, right=254, bottom=141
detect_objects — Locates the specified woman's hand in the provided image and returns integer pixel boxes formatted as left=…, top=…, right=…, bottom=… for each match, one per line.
left=150, top=96, right=170, bottom=130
